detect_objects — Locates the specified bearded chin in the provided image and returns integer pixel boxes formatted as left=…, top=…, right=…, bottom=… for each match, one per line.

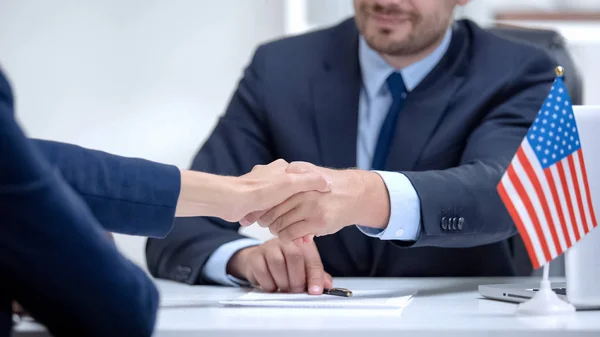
left=366, top=27, right=447, bottom=56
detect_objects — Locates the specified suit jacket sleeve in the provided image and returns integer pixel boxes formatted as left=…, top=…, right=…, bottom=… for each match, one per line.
left=32, top=140, right=181, bottom=238
left=401, top=50, right=556, bottom=248
left=146, top=46, right=275, bottom=285
left=1, top=105, right=158, bottom=336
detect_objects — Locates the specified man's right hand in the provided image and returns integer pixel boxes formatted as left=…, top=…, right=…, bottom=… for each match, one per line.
left=226, top=238, right=332, bottom=295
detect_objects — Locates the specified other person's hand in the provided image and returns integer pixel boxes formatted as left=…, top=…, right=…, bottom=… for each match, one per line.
left=242, top=161, right=390, bottom=244
left=226, top=238, right=333, bottom=295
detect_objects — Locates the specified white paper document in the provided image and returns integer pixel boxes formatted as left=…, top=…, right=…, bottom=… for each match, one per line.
left=219, top=289, right=415, bottom=309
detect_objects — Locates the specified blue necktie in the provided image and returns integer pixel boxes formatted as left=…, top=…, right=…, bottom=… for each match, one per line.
left=371, top=72, right=407, bottom=170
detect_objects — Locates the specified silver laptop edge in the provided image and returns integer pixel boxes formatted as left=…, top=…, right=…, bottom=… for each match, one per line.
left=478, top=282, right=567, bottom=304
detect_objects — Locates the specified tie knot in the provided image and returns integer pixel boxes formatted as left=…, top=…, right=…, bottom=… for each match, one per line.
left=386, top=72, right=406, bottom=102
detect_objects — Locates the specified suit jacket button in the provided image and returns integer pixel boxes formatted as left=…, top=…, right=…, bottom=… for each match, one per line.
left=451, top=217, right=458, bottom=230
left=441, top=217, right=448, bottom=230
left=458, top=217, right=464, bottom=230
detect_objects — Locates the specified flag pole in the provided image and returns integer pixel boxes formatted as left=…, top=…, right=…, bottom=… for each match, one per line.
left=513, top=65, right=576, bottom=316
left=538, top=262, right=551, bottom=293
left=538, top=65, right=564, bottom=296
left=540, top=255, right=551, bottom=292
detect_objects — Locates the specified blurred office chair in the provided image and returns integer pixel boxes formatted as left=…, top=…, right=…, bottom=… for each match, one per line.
left=488, top=26, right=583, bottom=105
left=487, top=26, right=584, bottom=276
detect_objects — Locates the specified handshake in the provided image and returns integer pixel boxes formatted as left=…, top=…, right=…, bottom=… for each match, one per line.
left=237, top=159, right=363, bottom=244
left=176, top=159, right=391, bottom=294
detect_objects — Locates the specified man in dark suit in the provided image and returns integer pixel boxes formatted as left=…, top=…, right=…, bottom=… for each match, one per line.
left=0, top=64, right=330, bottom=336
left=146, top=0, right=557, bottom=294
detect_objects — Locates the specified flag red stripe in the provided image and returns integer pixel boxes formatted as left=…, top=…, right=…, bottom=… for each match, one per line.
left=557, top=161, right=581, bottom=241
left=568, top=154, right=591, bottom=233
left=544, top=169, right=572, bottom=247
left=507, top=165, right=551, bottom=262
left=498, top=182, right=540, bottom=269
left=517, top=149, right=562, bottom=254
left=578, top=150, right=598, bottom=228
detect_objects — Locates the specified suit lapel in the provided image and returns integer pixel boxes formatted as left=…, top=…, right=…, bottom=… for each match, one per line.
left=386, top=23, right=469, bottom=171
left=312, top=20, right=362, bottom=169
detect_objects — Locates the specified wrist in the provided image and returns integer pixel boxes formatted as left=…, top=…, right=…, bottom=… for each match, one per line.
left=176, top=169, right=238, bottom=219
left=226, top=246, right=253, bottom=280
left=352, top=170, right=390, bottom=229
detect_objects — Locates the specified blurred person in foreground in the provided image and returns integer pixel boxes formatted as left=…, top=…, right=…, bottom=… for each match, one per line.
left=147, top=0, right=557, bottom=294
left=0, top=66, right=331, bottom=337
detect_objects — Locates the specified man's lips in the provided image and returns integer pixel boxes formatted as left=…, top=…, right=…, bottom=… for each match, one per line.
left=369, top=11, right=413, bottom=25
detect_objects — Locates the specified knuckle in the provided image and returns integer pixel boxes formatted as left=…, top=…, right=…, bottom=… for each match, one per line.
left=280, top=173, right=294, bottom=185
left=266, top=253, right=285, bottom=267
left=272, top=216, right=285, bottom=232
left=284, top=250, right=303, bottom=265
left=278, top=231, right=293, bottom=244
left=261, top=283, right=277, bottom=292
left=268, top=226, right=278, bottom=236
left=314, top=209, right=326, bottom=223
left=246, top=250, right=259, bottom=262
left=257, top=219, right=269, bottom=228
left=254, top=251, right=267, bottom=262
left=252, top=268, right=269, bottom=282
left=259, top=212, right=274, bottom=225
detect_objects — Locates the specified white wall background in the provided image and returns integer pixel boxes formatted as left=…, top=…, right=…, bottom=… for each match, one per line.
left=1, top=0, right=599, bottom=268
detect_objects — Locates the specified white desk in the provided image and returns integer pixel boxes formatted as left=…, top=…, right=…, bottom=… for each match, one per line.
left=14, top=277, right=600, bottom=336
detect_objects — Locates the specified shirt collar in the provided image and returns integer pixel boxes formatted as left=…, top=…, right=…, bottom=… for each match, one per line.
left=359, top=27, right=453, bottom=98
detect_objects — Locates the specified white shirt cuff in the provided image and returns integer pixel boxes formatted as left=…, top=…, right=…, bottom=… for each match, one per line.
left=201, top=238, right=261, bottom=286
left=356, top=171, right=421, bottom=241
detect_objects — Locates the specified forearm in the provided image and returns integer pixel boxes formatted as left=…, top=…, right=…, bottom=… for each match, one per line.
left=175, top=170, right=237, bottom=218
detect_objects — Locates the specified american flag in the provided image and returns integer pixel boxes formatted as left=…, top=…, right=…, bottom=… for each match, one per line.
left=497, top=76, right=597, bottom=269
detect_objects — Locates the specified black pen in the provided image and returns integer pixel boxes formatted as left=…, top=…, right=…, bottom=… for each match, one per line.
left=323, top=287, right=353, bottom=297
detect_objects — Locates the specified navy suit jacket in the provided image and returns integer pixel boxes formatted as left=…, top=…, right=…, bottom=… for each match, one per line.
left=146, top=19, right=556, bottom=284
left=0, top=68, right=180, bottom=336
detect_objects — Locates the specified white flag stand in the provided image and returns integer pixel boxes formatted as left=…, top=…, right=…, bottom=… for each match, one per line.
left=516, top=263, right=575, bottom=315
